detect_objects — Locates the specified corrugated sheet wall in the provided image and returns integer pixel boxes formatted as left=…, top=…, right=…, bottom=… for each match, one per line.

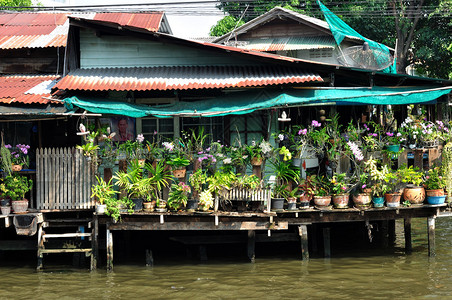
left=79, top=29, right=258, bottom=68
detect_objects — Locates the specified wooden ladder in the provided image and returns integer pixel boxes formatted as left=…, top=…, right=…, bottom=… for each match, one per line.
left=37, top=217, right=96, bottom=271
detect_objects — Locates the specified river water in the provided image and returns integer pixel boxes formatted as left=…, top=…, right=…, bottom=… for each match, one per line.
left=1, top=218, right=451, bottom=299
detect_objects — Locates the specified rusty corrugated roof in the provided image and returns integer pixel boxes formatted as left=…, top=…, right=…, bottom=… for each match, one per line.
left=0, top=75, right=60, bottom=104
left=53, top=66, right=323, bottom=92
left=0, top=12, right=165, bottom=49
left=93, top=12, right=163, bottom=32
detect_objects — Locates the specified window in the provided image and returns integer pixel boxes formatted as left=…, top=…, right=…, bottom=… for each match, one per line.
left=181, top=117, right=225, bottom=144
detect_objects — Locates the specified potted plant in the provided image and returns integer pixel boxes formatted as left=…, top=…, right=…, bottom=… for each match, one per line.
left=383, top=169, right=403, bottom=207
left=298, top=177, right=316, bottom=209
left=0, top=180, right=11, bottom=215
left=271, top=184, right=289, bottom=211
left=285, top=187, right=299, bottom=211
left=167, top=155, right=190, bottom=178
left=311, top=175, right=332, bottom=208
left=168, top=182, right=191, bottom=211
left=188, top=169, right=208, bottom=210
left=5, top=144, right=30, bottom=171
left=352, top=173, right=372, bottom=209
left=423, top=166, right=446, bottom=205
left=364, top=158, right=390, bottom=208
left=4, top=175, right=33, bottom=214
left=198, top=190, right=214, bottom=211
left=91, top=176, right=118, bottom=214
left=330, top=173, right=349, bottom=209
left=113, top=161, right=153, bottom=211
left=246, top=139, right=272, bottom=167
left=399, top=165, right=425, bottom=205
left=145, top=160, right=172, bottom=211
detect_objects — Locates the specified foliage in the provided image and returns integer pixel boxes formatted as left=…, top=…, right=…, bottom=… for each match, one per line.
left=113, top=162, right=152, bottom=200
left=76, top=142, right=99, bottom=158
left=399, top=165, right=424, bottom=187
left=269, top=158, right=299, bottom=186
left=144, top=160, right=172, bottom=200
left=4, top=144, right=30, bottom=168
left=189, top=169, right=208, bottom=199
left=0, top=144, right=13, bottom=176
left=364, top=158, right=390, bottom=197
left=105, top=197, right=133, bottom=223
left=3, top=175, right=33, bottom=201
left=166, top=156, right=190, bottom=169
left=272, top=183, right=289, bottom=199
left=330, top=173, right=349, bottom=196
left=245, top=139, right=272, bottom=161
left=298, top=176, right=316, bottom=199
left=423, top=166, right=446, bottom=190
left=91, top=176, right=118, bottom=205
left=168, top=182, right=191, bottom=210
left=442, top=142, right=452, bottom=200
left=0, top=0, right=33, bottom=9
left=234, top=174, right=261, bottom=190
left=118, top=134, right=146, bottom=162
left=310, top=175, right=331, bottom=196
left=198, top=190, right=214, bottom=209
left=210, top=15, right=245, bottom=37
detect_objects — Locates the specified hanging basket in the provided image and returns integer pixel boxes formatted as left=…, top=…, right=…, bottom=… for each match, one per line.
left=172, top=168, right=187, bottom=179
left=12, top=164, right=22, bottom=172
left=250, top=157, right=263, bottom=166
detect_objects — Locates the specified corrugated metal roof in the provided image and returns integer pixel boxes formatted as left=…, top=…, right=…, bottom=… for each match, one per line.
left=237, top=36, right=336, bottom=52
left=0, top=75, right=60, bottom=104
left=53, top=66, right=323, bottom=92
left=93, top=12, right=163, bottom=32
left=0, top=12, right=166, bottom=49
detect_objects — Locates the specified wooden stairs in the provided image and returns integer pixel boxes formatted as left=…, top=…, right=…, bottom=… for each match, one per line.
left=37, top=216, right=97, bottom=270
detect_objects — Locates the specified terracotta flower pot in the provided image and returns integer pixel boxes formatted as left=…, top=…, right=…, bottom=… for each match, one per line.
left=12, top=164, right=22, bottom=172
left=250, top=157, right=263, bottom=166
left=299, top=194, right=311, bottom=209
left=143, top=201, right=155, bottom=212
left=352, top=193, right=372, bottom=209
left=332, top=194, right=349, bottom=209
left=403, top=186, right=425, bottom=205
left=172, top=168, right=187, bottom=179
left=385, top=193, right=402, bottom=207
left=425, top=189, right=445, bottom=197
left=313, top=195, right=331, bottom=207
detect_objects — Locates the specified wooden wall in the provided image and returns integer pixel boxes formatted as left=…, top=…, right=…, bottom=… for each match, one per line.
left=0, top=48, right=65, bottom=74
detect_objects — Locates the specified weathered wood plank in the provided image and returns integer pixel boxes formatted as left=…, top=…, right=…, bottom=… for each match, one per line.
left=298, top=225, right=309, bottom=260
left=428, top=216, right=436, bottom=257
left=404, top=218, right=412, bottom=254
left=108, top=221, right=288, bottom=231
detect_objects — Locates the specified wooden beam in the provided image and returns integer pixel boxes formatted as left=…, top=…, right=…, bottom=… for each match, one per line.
left=91, top=214, right=98, bottom=271
left=247, top=230, right=256, bottom=263
left=145, top=249, right=154, bottom=267
left=298, top=225, right=309, bottom=260
left=38, top=248, right=92, bottom=254
left=428, top=216, right=436, bottom=257
left=108, top=221, right=288, bottom=231
left=404, top=218, right=412, bottom=254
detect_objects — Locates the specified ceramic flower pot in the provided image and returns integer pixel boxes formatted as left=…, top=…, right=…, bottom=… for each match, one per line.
left=332, top=194, right=349, bottom=209
left=313, top=195, right=331, bottom=207
left=12, top=164, right=22, bottom=172
left=403, top=186, right=425, bottom=205
left=143, top=201, right=155, bottom=212
left=11, top=199, right=28, bottom=214
left=385, top=193, right=402, bottom=207
left=186, top=199, right=198, bottom=212
left=372, top=197, right=385, bottom=208
left=426, top=196, right=446, bottom=205
left=352, top=193, right=372, bottom=209
left=299, top=195, right=311, bottom=209
left=131, top=198, right=143, bottom=211
left=271, top=198, right=285, bottom=211
left=286, top=198, right=297, bottom=211
left=1, top=206, right=11, bottom=215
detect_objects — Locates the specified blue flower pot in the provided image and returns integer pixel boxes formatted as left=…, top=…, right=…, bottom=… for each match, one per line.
left=386, top=144, right=400, bottom=153
left=372, top=197, right=385, bottom=208
left=426, top=196, right=446, bottom=205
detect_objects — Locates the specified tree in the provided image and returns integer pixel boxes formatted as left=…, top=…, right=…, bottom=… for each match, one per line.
left=210, top=15, right=245, bottom=37
left=0, top=0, right=33, bottom=7
left=212, top=0, right=452, bottom=79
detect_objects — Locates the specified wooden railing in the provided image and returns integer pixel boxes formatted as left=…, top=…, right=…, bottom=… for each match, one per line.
left=36, top=148, right=95, bottom=210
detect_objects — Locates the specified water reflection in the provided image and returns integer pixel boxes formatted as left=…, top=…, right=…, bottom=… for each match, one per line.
left=0, top=218, right=451, bottom=299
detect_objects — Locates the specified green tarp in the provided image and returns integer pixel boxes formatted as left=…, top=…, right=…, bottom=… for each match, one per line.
left=316, top=0, right=397, bottom=74
left=64, top=86, right=452, bottom=118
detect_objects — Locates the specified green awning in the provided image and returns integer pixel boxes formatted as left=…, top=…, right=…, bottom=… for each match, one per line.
left=63, top=86, right=452, bottom=118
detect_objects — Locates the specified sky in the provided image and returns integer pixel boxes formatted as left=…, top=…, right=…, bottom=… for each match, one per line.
left=37, top=0, right=225, bottom=38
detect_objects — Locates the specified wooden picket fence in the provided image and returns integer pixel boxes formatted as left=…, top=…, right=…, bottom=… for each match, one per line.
left=223, top=187, right=271, bottom=202
left=36, top=148, right=95, bottom=210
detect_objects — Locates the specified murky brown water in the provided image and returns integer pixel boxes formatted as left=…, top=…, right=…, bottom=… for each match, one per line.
left=1, top=218, right=451, bottom=300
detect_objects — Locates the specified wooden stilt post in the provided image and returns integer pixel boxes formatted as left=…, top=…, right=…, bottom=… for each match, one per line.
left=404, top=218, right=412, bottom=254
left=106, top=226, right=113, bottom=271
left=247, top=230, right=256, bottom=263
left=428, top=217, right=436, bottom=257
left=298, top=225, right=309, bottom=260
left=323, top=227, right=331, bottom=258
left=199, top=245, right=208, bottom=261
left=311, top=224, right=318, bottom=255
left=90, top=214, right=98, bottom=271
left=37, top=222, right=44, bottom=271
left=381, top=220, right=389, bottom=248
left=388, top=220, right=396, bottom=246
left=145, top=249, right=154, bottom=267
